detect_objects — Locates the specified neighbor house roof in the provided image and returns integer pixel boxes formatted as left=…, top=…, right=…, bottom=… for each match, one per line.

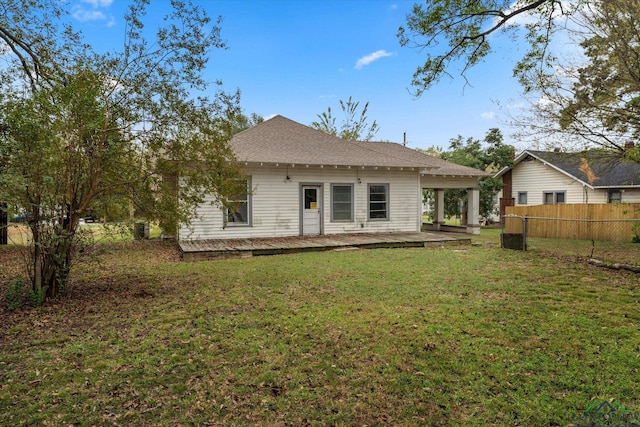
left=231, top=115, right=487, bottom=177
left=495, top=149, right=640, bottom=188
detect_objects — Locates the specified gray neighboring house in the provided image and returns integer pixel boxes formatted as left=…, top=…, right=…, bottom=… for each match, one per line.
left=179, top=115, right=488, bottom=241
left=496, top=149, right=640, bottom=217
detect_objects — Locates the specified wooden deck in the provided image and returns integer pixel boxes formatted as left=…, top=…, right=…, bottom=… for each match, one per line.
left=179, top=231, right=471, bottom=261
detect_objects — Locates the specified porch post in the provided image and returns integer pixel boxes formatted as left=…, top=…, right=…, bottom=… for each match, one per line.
left=466, top=187, right=481, bottom=235
left=433, top=189, right=445, bottom=231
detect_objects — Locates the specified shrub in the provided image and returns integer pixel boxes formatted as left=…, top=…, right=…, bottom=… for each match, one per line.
left=28, top=287, right=46, bottom=307
left=5, top=275, right=24, bottom=311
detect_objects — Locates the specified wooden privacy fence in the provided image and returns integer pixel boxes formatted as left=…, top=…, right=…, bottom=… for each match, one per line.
left=504, top=203, right=640, bottom=242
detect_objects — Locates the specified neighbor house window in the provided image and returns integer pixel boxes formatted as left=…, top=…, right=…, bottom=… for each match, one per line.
left=517, top=192, right=528, bottom=205
left=368, top=184, right=389, bottom=220
left=543, top=191, right=566, bottom=204
left=225, top=178, right=251, bottom=226
left=608, top=190, right=622, bottom=203
left=331, top=184, right=354, bottom=222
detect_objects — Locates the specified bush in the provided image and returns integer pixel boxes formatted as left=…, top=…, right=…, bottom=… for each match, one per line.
left=28, top=288, right=45, bottom=307
left=5, top=275, right=24, bottom=311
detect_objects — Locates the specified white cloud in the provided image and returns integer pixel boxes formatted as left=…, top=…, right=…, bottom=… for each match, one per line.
left=536, top=95, right=555, bottom=108
left=481, top=111, right=496, bottom=120
left=72, top=0, right=115, bottom=25
left=354, top=50, right=394, bottom=70
left=73, top=8, right=106, bottom=22
left=81, top=0, right=114, bottom=6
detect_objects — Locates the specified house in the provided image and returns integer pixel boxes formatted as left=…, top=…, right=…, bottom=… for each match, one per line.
left=495, top=149, right=640, bottom=218
left=178, top=115, right=488, bottom=241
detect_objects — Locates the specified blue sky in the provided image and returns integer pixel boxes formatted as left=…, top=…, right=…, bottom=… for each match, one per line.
left=70, top=0, right=532, bottom=150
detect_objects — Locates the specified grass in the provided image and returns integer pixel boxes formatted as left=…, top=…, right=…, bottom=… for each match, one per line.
left=1, top=232, right=639, bottom=425
left=3, top=222, right=162, bottom=246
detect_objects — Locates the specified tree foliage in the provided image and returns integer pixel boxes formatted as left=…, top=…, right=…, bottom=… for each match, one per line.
left=397, top=0, right=577, bottom=96
left=311, top=97, right=380, bottom=141
left=560, top=1, right=640, bottom=156
left=0, top=0, right=245, bottom=300
left=231, top=111, right=264, bottom=135
left=511, top=0, right=640, bottom=159
left=399, top=0, right=640, bottom=160
left=440, top=129, right=514, bottom=221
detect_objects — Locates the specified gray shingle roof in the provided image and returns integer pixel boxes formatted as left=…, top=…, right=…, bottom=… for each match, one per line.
left=231, top=115, right=486, bottom=177
left=526, top=150, right=640, bottom=187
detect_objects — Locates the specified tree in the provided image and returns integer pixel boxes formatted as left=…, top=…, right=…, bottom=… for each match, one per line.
left=231, top=111, right=264, bottom=135
left=311, top=96, right=380, bottom=141
left=507, top=0, right=640, bottom=159
left=399, top=1, right=640, bottom=161
left=397, top=0, right=577, bottom=96
left=439, top=129, right=514, bottom=221
left=0, top=0, right=245, bottom=300
left=558, top=1, right=640, bottom=158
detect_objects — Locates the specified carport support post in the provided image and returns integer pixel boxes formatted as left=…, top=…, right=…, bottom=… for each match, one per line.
left=433, top=189, right=445, bottom=231
left=466, top=187, right=481, bottom=235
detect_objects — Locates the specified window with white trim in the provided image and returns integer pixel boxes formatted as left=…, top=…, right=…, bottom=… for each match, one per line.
left=368, top=184, right=389, bottom=220
left=331, top=184, right=354, bottom=222
left=225, top=178, right=251, bottom=226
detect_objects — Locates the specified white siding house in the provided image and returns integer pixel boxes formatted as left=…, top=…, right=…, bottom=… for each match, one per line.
left=179, top=116, right=487, bottom=241
left=496, top=150, right=640, bottom=217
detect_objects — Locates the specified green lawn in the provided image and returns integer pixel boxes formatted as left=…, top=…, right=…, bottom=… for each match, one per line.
left=1, top=233, right=639, bottom=426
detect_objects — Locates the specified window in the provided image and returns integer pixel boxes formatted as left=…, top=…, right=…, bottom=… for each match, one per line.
left=608, top=190, right=622, bottom=203
left=517, top=192, right=528, bottom=205
left=543, top=191, right=566, bottom=204
left=543, top=192, right=554, bottom=205
left=225, top=178, right=250, bottom=226
left=368, top=184, right=389, bottom=220
left=331, top=184, right=353, bottom=222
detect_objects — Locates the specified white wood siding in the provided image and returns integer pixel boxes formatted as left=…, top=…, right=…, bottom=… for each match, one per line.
left=618, top=189, right=640, bottom=203
left=179, top=166, right=423, bottom=240
left=512, top=159, right=602, bottom=205
left=494, top=158, right=640, bottom=213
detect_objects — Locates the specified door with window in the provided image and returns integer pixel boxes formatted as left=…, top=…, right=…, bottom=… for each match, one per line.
left=302, top=185, right=321, bottom=235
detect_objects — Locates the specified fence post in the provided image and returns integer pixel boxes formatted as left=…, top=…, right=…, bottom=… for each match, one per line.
left=523, top=216, right=528, bottom=251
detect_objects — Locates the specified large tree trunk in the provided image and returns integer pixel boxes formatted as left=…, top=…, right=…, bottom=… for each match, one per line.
left=30, top=205, right=44, bottom=295
left=0, top=203, right=7, bottom=245
left=29, top=206, right=77, bottom=300
left=41, top=239, right=73, bottom=298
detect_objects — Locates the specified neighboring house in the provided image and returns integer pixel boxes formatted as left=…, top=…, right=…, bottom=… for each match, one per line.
left=179, top=115, right=487, bottom=241
left=495, top=149, right=640, bottom=218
